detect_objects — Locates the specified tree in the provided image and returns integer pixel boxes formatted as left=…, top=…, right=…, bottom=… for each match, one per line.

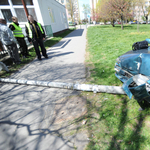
left=66, top=0, right=76, bottom=22
left=91, top=0, right=102, bottom=22
left=142, top=3, right=150, bottom=24
left=82, top=4, right=90, bottom=20
left=97, top=0, right=117, bottom=27
left=96, top=0, right=108, bottom=24
left=108, top=0, right=132, bottom=29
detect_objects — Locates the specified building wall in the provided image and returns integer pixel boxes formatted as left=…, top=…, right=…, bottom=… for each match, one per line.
left=90, top=0, right=98, bottom=21
left=36, top=0, right=68, bottom=33
left=133, top=1, right=150, bottom=21
left=90, top=0, right=98, bottom=10
left=56, top=0, right=80, bottom=23
left=0, top=0, right=68, bottom=35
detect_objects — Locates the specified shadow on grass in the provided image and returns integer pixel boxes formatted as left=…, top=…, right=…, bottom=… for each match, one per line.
left=84, top=62, right=149, bottom=149
left=78, top=92, right=150, bottom=150
left=94, top=25, right=135, bottom=30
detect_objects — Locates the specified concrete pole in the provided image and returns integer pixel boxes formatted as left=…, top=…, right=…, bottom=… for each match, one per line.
left=0, top=78, right=126, bottom=95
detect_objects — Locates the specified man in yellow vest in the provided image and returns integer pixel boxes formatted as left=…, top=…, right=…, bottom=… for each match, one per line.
left=25, top=15, right=48, bottom=60
left=9, top=16, right=30, bottom=58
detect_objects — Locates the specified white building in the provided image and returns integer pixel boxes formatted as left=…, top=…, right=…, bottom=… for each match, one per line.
left=133, top=1, right=150, bottom=22
left=0, top=0, right=69, bottom=36
left=90, top=0, right=98, bottom=10
left=90, top=0, right=98, bottom=21
left=56, top=0, right=80, bottom=23
left=74, top=0, right=80, bottom=23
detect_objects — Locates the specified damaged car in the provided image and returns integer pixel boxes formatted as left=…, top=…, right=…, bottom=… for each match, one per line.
left=115, top=39, right=150, bottom=110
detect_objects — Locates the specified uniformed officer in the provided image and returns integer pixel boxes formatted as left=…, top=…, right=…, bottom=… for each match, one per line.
left=25, top=15, right=48, bottom=60
left=9, top=16, right=30, bottom=58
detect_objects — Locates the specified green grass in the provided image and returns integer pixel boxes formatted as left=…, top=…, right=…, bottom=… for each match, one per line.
left=0, top=28, right=75, bottom=78
left=84, top=24, right=150, bottom=150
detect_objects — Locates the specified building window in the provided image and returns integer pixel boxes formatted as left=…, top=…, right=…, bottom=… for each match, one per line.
left=48, top=8, right=55, bottom=23
left=63, top=13, right=66, bottom=23
left=12, top=0, right=33, bottom=5
left=60, top=12, right=63, bottom=23
left=15, top=8, right=27, bottom=22
left=1, top=9, right=13, bottom=23
left=28, top=8, right=37, bottom=21
left=0, top=0, right=9, bottom=5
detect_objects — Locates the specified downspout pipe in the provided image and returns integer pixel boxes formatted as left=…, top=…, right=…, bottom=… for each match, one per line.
left=21, top=0, right=29, bottom=17
left=0, top=78, right=126, bottom=95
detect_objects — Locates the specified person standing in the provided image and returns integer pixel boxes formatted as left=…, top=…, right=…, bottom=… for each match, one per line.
left=9, top=16, right=30, bottom=58
left=25, top=15, right=48, bottom=60
left=0, top=18, right=21, bottom=64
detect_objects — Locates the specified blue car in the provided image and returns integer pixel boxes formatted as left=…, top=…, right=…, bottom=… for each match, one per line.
left=115, top=42, right=150, bottom=110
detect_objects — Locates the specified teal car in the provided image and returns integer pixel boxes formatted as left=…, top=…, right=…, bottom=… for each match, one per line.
left=115, top=48, right=150, bottom=110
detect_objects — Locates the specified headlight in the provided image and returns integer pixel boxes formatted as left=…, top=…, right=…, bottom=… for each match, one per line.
left=146, top=82, right=150, bottom=92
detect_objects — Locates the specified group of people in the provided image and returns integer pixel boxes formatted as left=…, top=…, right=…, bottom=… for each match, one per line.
left=0, top=15, right=48, bottom=64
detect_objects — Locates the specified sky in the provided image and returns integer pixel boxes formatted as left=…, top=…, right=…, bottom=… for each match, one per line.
left=78, top=0, right=90, bottom=20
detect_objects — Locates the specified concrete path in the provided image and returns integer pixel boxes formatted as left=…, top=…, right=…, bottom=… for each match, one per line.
left=0, top=26, right=89, bottom=150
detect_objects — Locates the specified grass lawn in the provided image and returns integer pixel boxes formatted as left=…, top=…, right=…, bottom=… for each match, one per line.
left=83, top=24, right=150, bottom=150
left=0, top=28, right=75, bottom=78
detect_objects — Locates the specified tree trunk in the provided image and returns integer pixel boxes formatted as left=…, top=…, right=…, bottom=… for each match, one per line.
left=121, top=15, right=124, bottom=30
left=121, top=19, right=123, bottom=30
left=137, top=22, right=139, bottom=32
left=111, top=19, right=115, bottom=27
left=146, top=15, right=148, bottom=24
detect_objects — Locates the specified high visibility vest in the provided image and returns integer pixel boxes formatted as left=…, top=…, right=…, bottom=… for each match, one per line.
left=25, top=22, right=44, bottom=39
left=10, top=22, right=24, bottom=38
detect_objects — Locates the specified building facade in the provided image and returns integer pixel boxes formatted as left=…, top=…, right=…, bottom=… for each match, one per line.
left=73, top=0, right=80, bottom=23
left=56, top=0, right=80, bottom=23
left=90, top=0, right=98, bottom=21
left=0, top=0, right=69, bottom=36
left=90, top=0, right=98, bottom=10
left=133, top=1, right=150, bottom=22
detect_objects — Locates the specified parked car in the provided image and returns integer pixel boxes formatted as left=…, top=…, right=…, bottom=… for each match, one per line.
left=106, top=21, right=111, bottom=25
left=129, top=21, right=135, bottom=24
left=141, top=21, right=146, bottom=24
left=115, top=40, right=150, bottom=110
left=135, top=21, right=141, bottom=24
left=68, top=21, right=77, bottom=26
left=114, top=21, right=121, bottom=24
left=99, top=22, right=104, bottom=25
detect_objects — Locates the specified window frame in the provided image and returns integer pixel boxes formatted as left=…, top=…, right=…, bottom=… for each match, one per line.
left=0, top=0, right=37, bottom=24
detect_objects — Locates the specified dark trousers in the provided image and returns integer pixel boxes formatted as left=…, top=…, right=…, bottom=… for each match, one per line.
left=16, top=38, right=28, bottom=56
left=6, top=43, right=21, bottom=63
left=32, top=38, right=47, bottom=59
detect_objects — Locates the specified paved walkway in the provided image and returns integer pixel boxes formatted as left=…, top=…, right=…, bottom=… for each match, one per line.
left=0, top=26, right=88, bottom=150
